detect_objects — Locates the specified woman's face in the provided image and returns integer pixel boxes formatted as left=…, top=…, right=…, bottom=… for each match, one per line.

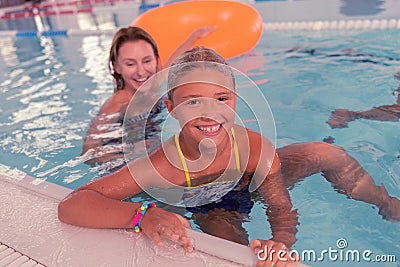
left=114, top=40, right=158, bottom=92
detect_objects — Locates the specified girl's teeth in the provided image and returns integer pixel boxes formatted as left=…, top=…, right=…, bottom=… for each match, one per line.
left=199, top=125, right=220, bottom=133
left=136, top=78, right=147, bottom=82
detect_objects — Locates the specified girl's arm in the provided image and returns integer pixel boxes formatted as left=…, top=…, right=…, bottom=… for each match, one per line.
left=253, top=154, right=299, bottom=266
left=58, top=158, right=193, bottom=251
left=245, top=130, right=298, bottom=248
left=247, top=132, right=299, bottom=265
left=58, top=164, right=144, bottom=228
left=258, top=156, right=298, bottom=249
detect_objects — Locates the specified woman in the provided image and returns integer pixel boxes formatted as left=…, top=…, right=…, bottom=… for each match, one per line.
left=81, top=26, right=215, bottom=166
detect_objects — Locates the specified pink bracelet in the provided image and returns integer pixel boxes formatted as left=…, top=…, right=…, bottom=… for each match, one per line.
left=132, top=202, right=156, bottom=233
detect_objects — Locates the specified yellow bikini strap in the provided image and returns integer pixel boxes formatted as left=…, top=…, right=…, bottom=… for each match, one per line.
left=175, top=134, right=191, bottom=187
left=174, top=127, right=241, bottom=188
left=231, top=127, right=242, bottom=174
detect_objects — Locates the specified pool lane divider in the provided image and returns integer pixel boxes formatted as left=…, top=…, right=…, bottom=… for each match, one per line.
left=0, top=28, right=117, bottom=37
left=1, top=18, right=399, bottom=39
left=263, top=18, right=400, bottom=30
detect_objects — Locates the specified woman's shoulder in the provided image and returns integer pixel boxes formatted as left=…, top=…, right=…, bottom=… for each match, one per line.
left=99, top=90, right=131, bottom=115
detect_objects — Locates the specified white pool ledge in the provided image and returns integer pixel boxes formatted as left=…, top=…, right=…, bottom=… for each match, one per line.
left=0, top=164, right=310, bottom=266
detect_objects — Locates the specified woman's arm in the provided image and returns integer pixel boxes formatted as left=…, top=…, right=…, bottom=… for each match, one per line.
left=162, top=26, right=216, bottom=69
left=81, top=94, right=128, bottom=164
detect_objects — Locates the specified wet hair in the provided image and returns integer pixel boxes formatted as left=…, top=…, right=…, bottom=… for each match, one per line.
left=167, top=46, right=235, bottom=100
left=109, top=26, right=161, bottom=92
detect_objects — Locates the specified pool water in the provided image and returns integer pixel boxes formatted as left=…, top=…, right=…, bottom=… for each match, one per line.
left=1, top=28, right=399, bottom=266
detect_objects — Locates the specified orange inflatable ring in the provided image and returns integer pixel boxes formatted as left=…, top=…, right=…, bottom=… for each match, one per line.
left=130, top=0, right=263, bottom=64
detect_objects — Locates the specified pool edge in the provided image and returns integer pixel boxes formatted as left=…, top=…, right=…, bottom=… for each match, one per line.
left=0, top=164, right=312, bottom=266
left=0, top=164, right=259, bottom=266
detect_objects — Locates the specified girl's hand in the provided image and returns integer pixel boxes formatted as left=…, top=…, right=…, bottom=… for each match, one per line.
left=250, top=239, right=300, bottom=267
left=140, top=207, right=193, bottom=252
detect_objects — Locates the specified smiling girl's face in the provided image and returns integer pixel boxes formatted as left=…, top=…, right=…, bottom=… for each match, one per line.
left=165, top=68, right=237, bottom=148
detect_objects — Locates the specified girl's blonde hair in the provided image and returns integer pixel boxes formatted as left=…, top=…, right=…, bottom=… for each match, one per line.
left=167, top=46, right=235, bottom=100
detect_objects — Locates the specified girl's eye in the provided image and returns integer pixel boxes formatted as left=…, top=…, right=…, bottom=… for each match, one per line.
left=187, top=99, right=200, bottom=105
left=217, top=96, right=229, bottom=101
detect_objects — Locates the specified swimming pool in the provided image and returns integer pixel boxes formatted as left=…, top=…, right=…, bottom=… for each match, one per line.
left=1, top=0, right=400, bottom=266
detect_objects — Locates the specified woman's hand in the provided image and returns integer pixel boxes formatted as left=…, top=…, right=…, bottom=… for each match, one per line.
left=189, top=25, right=217, bottom=40
left=250, top=239, right=300, bottom=267
left=162, top=25, right=217, bottom=69
left=140, top=207, right=193, bottom=252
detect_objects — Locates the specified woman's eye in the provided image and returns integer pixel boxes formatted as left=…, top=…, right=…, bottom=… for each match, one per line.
left=217, top=96, right=229, bottom=101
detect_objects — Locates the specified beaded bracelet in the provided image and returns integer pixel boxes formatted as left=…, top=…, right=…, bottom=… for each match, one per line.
left=132, top=202, right=156, bottom=233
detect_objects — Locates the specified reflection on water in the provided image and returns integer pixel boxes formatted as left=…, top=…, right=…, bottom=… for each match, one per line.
left=0, top=34, right=114, bottom=188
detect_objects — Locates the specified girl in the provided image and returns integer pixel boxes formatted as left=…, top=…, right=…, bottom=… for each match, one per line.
left=60, top=47, right=399, bottom=267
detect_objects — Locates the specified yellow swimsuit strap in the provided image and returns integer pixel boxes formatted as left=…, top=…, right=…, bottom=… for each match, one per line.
left=175, top=133, right=191, bottom=187
left=174, top=127, right=241, bottom=188
left=231, top=127, right=242, bottom=174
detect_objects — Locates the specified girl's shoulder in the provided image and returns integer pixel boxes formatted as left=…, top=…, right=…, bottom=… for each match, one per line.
left=234, top=125, right=277, bottom=174
left=233, top=124, right=263, bottom=141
